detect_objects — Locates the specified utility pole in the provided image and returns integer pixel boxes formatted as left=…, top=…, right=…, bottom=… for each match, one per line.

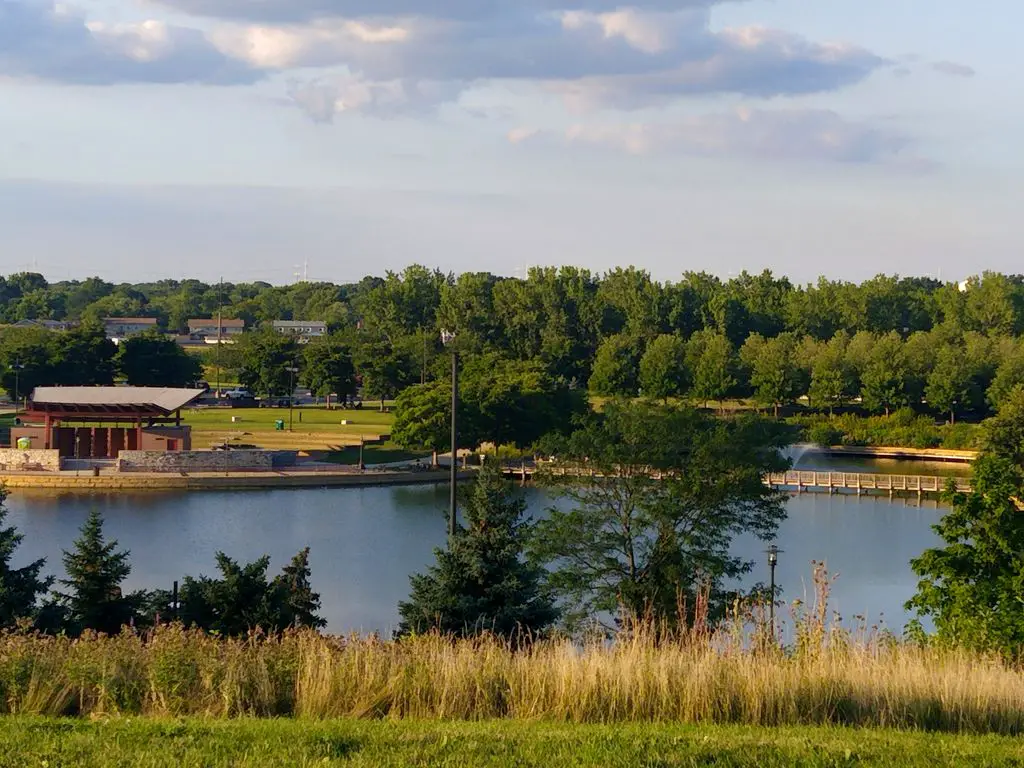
left=286, top=366, right=299, bottom=432
left=215, top=277, right=223, bottom=398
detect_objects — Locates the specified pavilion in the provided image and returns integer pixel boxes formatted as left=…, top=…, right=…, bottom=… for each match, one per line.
left=11, top=387, right=205, bottom=459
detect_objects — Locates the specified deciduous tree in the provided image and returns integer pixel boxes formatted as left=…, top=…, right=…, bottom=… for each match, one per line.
left=531, top=401, right=788, bottom=631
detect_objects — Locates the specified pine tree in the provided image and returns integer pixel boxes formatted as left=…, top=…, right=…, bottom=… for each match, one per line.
left=274, top=548, right=327, bottom=629
left=397, top=462, right=558, bottom=639
left=0, top=494, right=53, bottom=629
left=58, top=509, right=144, bottom=635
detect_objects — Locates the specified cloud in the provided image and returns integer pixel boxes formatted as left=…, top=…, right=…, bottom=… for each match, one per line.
left=150, top=0, right=728, bottom=23
left=0, top=0, right=261, bottom=84
left=932, top=60, right=975, bottom=78
left=285, top=74, right=460, bottom=121
left=507, top=127, right=538, bottom=144
left=215, top=11, right=882, bottom=118
left=525, top=108, right=920, bottom=166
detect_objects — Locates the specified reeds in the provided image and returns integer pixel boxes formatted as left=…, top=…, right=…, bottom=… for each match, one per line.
left=0, top=566, right=1016, bottom=731
left=1, top=618, right=1022, bottom=733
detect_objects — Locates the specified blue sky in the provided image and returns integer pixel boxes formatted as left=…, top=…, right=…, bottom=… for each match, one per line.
left=0, top=0, right=1016, bottom=285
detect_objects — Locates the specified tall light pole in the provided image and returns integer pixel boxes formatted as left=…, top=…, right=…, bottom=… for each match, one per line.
left=766, top=544, right=783, bottom=635
left=286, top=366, right=299, bottom=432
left=441, top=330, right=458, bottom=539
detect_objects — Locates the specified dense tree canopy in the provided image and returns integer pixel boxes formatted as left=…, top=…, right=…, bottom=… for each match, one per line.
left=1, top=268, right=1024, bottom=425
left=116, top=330, right=203, bottom=388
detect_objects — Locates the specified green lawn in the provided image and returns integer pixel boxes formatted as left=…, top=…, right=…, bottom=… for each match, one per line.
left=0, top=718, right=1019, bottom=768
left=183, top=406, right=394, bottom=434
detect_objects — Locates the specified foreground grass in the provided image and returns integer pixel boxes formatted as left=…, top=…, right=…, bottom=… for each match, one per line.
left=3, top=718, right=1022, bottom=768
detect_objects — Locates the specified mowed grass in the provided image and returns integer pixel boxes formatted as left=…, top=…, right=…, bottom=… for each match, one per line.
left=182, top=407, right=396, bottom=451
left=2, top=718, right=1021, bottom=768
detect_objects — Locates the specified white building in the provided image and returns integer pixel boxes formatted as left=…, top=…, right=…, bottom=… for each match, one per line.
left=273, top=320, right=327, bottom=342
left=104, top=317, right=158, bottom=341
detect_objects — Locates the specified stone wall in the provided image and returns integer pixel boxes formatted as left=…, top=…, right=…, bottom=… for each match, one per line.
left=117, top=450, right=287, bottom=473
left=0, top=449, right=61, bottom=472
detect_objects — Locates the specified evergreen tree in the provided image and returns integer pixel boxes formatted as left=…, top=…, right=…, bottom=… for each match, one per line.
left=274, top=548, right=327, bottom=630
left=177, top=551, right=325, bottom=635
left=58, top=510, right=145, bottom=635
left=397, top=462, right=557, bottom=639
left=0, top=494, right=53, bottom=629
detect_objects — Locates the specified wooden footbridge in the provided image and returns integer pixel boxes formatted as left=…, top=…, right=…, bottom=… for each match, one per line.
left=500, top=461, right=971, bottom=498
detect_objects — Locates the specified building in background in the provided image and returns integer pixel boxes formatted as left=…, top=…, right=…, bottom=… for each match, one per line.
left=187, top=318, right=246, bottom=343
left=12, top=319, right=77, bottom=332
left=104, top=317, right=158, bottom=342
left=272, top=320, right=327, bottom=343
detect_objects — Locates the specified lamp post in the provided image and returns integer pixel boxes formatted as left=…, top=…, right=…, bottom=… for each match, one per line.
left=765, top=544, right=783, bottom=634
left=441, top=330, right=458, bottom=539
left=11, top=361, right=24, bottom=414
left=171, top=580, right=181, bottom=623
left=358, top=435, right=365, bottom=471
left=285, top=366, right=299, bottom=432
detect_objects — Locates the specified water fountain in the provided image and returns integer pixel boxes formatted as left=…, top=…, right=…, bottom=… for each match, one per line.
left=783, top=443, right=818, bottom=469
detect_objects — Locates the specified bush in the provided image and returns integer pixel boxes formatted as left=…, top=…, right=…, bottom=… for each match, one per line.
left=806, top=423, right=843, bottom=447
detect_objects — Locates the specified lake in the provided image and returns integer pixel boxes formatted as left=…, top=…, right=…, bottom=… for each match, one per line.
left=2, top=455, right=951, bottom=635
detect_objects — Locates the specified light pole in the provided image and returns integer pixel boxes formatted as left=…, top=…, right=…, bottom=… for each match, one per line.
left=766, top=544, right=783, bottom=635
left=11, top=361, right=24, bottom=414
left=441, top=330, right=458, bottom=539
left=286, top=366, right=299, bottom=432
left=358, top=435, right=365, bottom=471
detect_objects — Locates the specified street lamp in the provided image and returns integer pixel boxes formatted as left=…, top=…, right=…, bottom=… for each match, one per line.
left=358, top=435, right=365, bottom=471
left=765, top=544, right=783, bottom=634
left=11, top=361, right=24, bottom=414
left=285, top=366, right=299, bottom=432
left=441, top=329, right=458, bottom=539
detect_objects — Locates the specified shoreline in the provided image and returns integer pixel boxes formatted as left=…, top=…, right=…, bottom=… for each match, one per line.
left=817, top=446, right=977, bottom=464
left=0, top=468, right=477, bottom=492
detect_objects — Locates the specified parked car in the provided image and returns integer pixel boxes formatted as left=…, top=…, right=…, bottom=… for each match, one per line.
left=225, top=388, right=253, bottom=400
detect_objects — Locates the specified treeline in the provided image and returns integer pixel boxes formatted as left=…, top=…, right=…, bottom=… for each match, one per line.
left=4, top=267, right=1024, bottom=422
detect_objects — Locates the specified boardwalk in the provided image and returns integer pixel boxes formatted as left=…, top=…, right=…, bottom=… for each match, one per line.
left=500, top=462, right=971, bottom=498
left=766, top=471, right=971, bottom=497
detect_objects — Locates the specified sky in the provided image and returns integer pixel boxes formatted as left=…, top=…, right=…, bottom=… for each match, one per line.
left=0, top=0, right=1017, bottom=286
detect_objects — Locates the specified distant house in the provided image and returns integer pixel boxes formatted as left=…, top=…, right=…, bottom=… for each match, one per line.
left=273, top=320, right=327, bottom=342
left=104, top=317, right=158, bottom=341
left=12, top=319, right=76, bottom=332
left=187, top=318, right=245, bottom=343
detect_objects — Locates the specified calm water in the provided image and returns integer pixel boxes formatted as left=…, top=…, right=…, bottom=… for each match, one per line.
left=3, top=458, right=950, bottom=635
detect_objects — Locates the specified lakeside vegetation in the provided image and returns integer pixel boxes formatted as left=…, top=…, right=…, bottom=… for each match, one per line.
left=1, top=614, right=1023, bottom=732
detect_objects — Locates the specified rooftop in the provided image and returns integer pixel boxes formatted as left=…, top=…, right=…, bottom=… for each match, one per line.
left=188, top=318, right=246, bottom=328
left=30, top=387, right=206, bottom=415
left=273, top=320, right=327, bottom=327
left=103, top=317, right=158, bottom=325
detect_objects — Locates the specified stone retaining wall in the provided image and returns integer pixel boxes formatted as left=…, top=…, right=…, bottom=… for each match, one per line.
left=117, top=450, right=287, bottom=473
left=0, top=449, right=61, bottom=472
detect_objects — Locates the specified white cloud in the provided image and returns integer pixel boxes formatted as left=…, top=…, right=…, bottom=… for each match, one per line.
left=0, top=0, right=261, bottom=84
left=286, top=74, right=460, bottom=121
left=531, top=108, right=921, bottom=166
left=507, top=126, right=538, bottom=144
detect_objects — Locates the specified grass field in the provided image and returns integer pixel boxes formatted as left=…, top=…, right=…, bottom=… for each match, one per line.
left=182, top=406, right=397, bottom=452
left=2, top=718, right=1020, bottom=768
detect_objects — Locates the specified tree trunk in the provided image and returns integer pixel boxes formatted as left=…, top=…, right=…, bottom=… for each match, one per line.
left=950, top=410, right=956, bottom=426
left=773, top=402, right=779, bottom=420
left=380, top=398, right=385, bottom=412
left=431, top=449, right=439, bottom=468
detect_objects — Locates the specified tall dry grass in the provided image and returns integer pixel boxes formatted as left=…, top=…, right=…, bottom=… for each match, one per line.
left=1, top=569, right=1021, bottom=733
